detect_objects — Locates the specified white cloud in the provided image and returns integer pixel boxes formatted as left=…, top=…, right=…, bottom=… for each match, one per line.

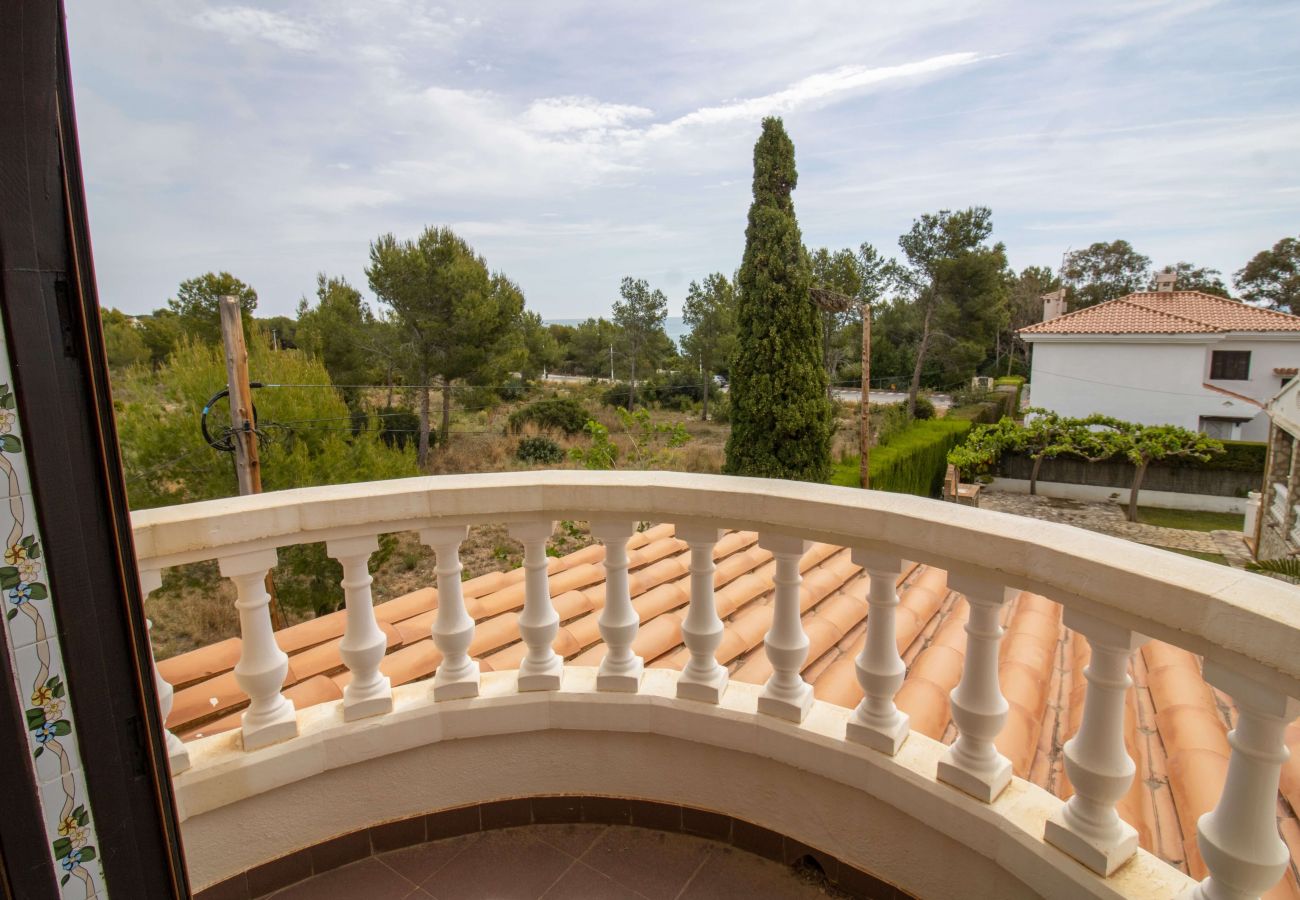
left=522, top=96, right=654, bottom=135
left=193, top=6, right=319, bottom=51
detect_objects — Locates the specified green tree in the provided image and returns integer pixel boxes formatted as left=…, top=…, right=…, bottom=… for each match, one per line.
left=301, top=270, right=382, bottom=403
left=930, top=243, right=1009, bottom=386
left=612, top=276, right=669, bottom=410
left=296, top=274, right=378, bottom=406
left=895, top=207, right=995, bottom=415
left=136, top=310, right=184, bottom=366
left=810, top=247, right=864, bottom=398
left=1005, top=266, right=1060, bottom=375
left=519, top=310, right=561, bottom=379
left=1234, top=235, right=1300, bottom=314
left=166, top=272, right=258, bottom=345
left=1152, top=263, right=1230, bottom=297
left=1062, top=240, right=1151, bottom=309
left=681, top=273, right=737, bottom=420
left=557, top=318, right=620, bottom=377
left=366, top=226, right=525, bottom=462
left=724, top=117, right=832, bottom=482
left=101, top=309, right=150, bottom=370
left=1101, top=419, right=1223, bottom=522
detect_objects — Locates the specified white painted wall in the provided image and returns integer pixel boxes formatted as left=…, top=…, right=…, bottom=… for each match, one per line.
left=1026, top=336, right=1300, bottom=440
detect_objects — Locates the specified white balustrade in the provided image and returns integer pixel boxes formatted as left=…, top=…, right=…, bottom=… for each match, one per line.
left=676, top=524, right=727, bottom=703
left=591, top=518, right=643, bottom=692
left=938, top=572, right=1013, bottom=802
left=219, top=549, right=297, bottom=750
left=139, top=568, right=190, bottom=774
left=420, top=526, right=480, bottom=700
left=757, top=533, right=813, bottom=723
left=326, top=535, right=393, bottom=720
left=508, top=520, right=563, bottom=692
left=845, top=550, right=909, bottom=755
left=1181, top=663, right=1299, bottom=900
left=1045, top=610, right=1145, bottom=875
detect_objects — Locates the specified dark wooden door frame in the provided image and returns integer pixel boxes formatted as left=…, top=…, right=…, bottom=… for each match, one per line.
left=0, top=2, right=189, bottom=897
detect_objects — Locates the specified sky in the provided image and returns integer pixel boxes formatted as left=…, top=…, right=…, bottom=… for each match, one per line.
left=66, top=1, right=1300, bottom=320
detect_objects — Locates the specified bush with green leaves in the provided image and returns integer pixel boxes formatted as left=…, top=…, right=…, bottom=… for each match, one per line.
left=508, top=397, right=589, bottom=435
left=112, top=337, right=418, bottom=615
left=912, top=395, right=936, bottom=420
left=569, top=408, right=691, bottom=470
left=515, top=435, right=564, bottom=465
left=834, top=418, right=972, bottom=496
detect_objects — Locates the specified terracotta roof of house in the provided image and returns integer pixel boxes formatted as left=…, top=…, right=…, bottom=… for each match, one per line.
left=157, top=525, right=1300, bottom=896
left=1019, top=291, right=1300, bottom=336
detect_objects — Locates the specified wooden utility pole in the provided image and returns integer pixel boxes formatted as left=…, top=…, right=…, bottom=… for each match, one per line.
left=219, top=296, right=261, bottom=495
left=859, top=303, right=870, bottom=490
left=219, top=296, right=287, bottom=628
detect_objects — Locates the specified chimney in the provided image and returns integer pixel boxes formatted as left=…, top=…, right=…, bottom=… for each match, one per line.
left=1155, top=269, right=1177, bottom=292
left=1041, top=288, right=1067, bottom=322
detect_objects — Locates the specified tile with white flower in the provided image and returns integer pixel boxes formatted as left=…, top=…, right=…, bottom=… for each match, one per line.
left=37, top=765, right=106, bottom=900
left=0, top=380, right=30, bottom=499
left=13, top=638, right=83, bottom=786
left=0, top=491, right=56, bottom=650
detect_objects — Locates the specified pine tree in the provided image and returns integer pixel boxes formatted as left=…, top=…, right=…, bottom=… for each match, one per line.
left=724, top=118, right=832, bottom=482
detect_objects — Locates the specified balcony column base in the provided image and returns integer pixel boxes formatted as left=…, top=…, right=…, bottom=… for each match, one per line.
left=677, top=666, right=728, bottom=704
left=597, top=658, right=644, bottom=693
left=758, top=684, right=814, bottom=723
left=846, top=712, right=910, bottom=756
left=240, top=701, right=298, bottom=752
left=434, top=664, right=482, bottom=701
left=937, top=755, right=1012, bottom=803
left=1045, top=813, right=1137, bottom=878
left=342, top=691, right=394, bottom=722
left=518, top=659, right=564, bottom=693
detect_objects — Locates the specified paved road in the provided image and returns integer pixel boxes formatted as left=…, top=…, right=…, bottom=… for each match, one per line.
left=543, top=375, right=950, bottom=409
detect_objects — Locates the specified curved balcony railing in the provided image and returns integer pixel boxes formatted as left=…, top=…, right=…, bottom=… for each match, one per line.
left=131, top=471, right=1300, bottom=899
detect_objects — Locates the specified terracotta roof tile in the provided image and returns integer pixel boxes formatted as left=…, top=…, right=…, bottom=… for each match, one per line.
left=157, top=526, right=1300, bottom=882
left=1020, top=290, right=1300, bottom=335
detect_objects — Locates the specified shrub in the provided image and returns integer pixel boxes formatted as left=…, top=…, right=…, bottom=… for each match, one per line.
left=833, top=418, right=972, bottom=496
left=947, top=390, right=1013, bottom=425
left=515, top=435, right=564, bottom=465
left=508, top=398, right=589, bottom=435
left=375, top=406, right=424, bottom=451
left=496, top=377, right=532, bottom=403
left=912, top=395, right=936, bottom=420
left=1160, top=439, right=1265, bottom=473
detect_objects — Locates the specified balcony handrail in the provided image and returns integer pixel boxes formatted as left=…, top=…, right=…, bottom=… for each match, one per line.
left=134, top=470, right=1300, bottom=898
left=132, top=470, right=1300, bottom=697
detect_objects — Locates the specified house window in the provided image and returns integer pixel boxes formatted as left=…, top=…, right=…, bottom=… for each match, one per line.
left=1210, top=350, right=1251, bottom=380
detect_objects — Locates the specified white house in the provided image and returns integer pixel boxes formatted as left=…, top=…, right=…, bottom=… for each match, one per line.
left=1019, top=288, right=1300, bottom=440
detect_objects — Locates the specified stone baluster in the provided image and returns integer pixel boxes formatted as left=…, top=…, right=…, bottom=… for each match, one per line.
left=676, top=524, right=727, bottom=703
left=757, top=533, right=813, bottom=723
left=508, top=520, right=563, bottom=691
left=139, top=568, right=191, bottom=774
left=845, top=550, right=909, bottom=755
left=219, top=550, right=297, bottom=750
left=1045, top=610, right=1145, bottom=875
left=326, top=535, right=393, bottom=720
left=937, top=572, right=1012, bottom=802
left=591, top=519, right=642, bottom=692
left=420, top=526, right=480, bottom=700
left=1179, top=662, right=1298, bottom=900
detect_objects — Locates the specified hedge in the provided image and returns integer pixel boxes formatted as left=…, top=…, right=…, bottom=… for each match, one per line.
left=832, top=418, right=973, bottom=497
left=1158, top=439, right=1265, bottom=473
left=947, top=391, right=1013, bottom=425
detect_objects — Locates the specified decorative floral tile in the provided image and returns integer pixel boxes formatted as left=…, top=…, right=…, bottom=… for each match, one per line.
left=37, top=765, right=106, bottom=899
left=0, top=380, right=29, bottom=499
left=0, top=490, right=57, bottom=649
left=13, top=638, right=82, bottom=786
left=0, top=325, right=102, bottom=897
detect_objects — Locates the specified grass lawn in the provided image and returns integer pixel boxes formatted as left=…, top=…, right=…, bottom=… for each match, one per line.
left=1135, top=506, right=1244, bottom=533
left=829, top=457, right=861, bottom=488
left=1158, top=546, right=1230, bottom=566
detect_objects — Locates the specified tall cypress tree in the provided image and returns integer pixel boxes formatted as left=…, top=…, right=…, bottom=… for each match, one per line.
left=724, top=117, right=832, bottom=482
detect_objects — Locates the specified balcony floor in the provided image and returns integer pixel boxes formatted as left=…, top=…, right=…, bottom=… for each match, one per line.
left=262, top=823, right=850, bottom=900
